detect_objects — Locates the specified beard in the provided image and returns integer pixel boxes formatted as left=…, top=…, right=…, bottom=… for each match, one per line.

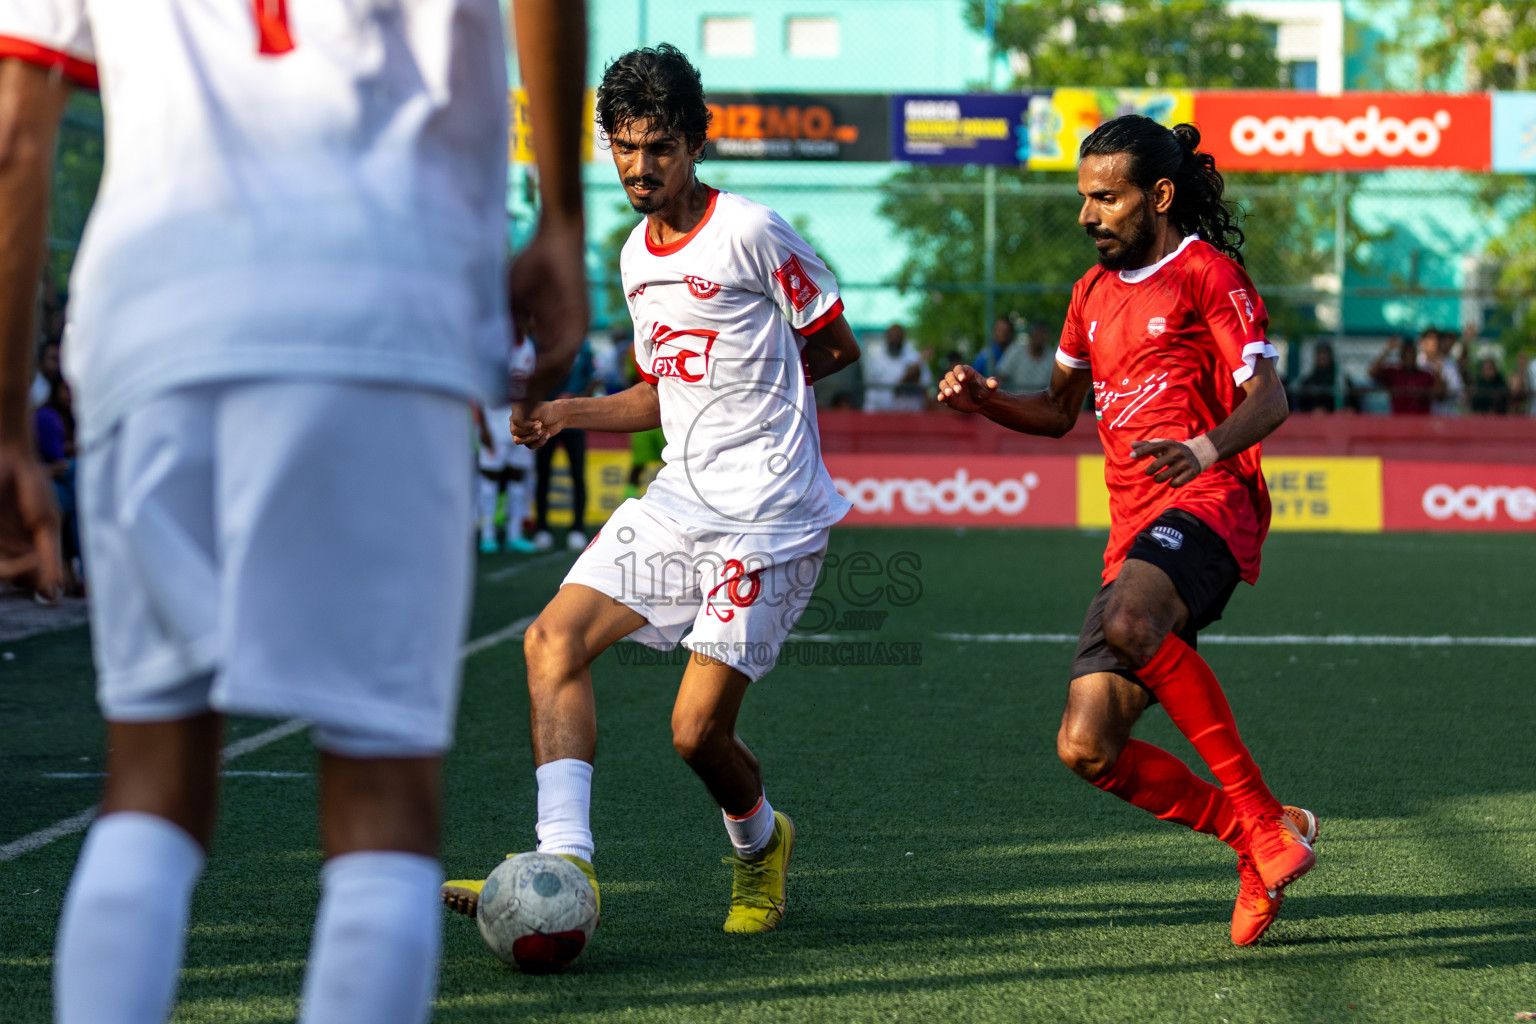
left=1089, top=206, right=1156, bottom=271
left=625, top=177, right=666, bottom=213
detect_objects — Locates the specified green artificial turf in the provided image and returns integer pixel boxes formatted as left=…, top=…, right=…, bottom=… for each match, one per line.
left=2, top=529, right=1534, bottom=1023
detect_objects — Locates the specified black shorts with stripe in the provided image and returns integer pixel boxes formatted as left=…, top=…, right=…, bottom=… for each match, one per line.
left=1069, top=509, right=1242, bottom=689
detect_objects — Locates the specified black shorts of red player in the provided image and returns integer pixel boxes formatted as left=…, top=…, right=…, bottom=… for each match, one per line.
left=1070, top=509, right=1241, bottom=698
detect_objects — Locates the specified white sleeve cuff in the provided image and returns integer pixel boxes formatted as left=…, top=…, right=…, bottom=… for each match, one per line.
left=1231, top=340, right=1279, bottom=385
left=1056, top=347, right=1090, bottom=370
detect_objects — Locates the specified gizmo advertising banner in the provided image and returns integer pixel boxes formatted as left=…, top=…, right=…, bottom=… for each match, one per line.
left=704, top=93, right=889, bottom=161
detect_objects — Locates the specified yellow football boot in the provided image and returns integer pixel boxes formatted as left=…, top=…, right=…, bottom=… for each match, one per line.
left=441, top=853, right=600, bottom=919
left=722, top=812, right=795, bottom=933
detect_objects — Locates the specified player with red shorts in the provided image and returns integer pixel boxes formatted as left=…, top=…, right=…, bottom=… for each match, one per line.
left=939, top=115, right=1317, bottom=946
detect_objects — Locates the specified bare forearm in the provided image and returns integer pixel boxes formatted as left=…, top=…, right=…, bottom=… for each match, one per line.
left=556, top=383, right=660, bottom=432
left=978, top=389, right=1079, bottom=437
left=513, top=0, right=587, bottom=228
left=0, top=62, right=68, bottom=441
left=1206, top=376, right=1288, bottom=460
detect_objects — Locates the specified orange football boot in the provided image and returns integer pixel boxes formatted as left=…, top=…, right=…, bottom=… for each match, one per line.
left=1232, top=806, right=1318, bottom=946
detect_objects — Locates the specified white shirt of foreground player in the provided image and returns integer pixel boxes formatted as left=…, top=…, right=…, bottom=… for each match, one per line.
left=0, top=0, right=511, bottom=443
left=621, top=189, right=851, bottom=534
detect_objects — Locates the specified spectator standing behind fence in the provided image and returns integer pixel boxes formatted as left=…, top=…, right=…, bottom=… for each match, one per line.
left=1468, top=356, right=1510, bottom=414
left=29, top=337, right=60, bottom=407
left=1292, top=340, right=1339, bottom=413
left=1509, top=352, right=1533, bottom=414
left=997, top=320, right=1057, bottom=393
left=1419, top=329, right=1463, bottom=414
left=532, top=337, right=595, bottom=550
left=973, top=315, right=1015, bottom=383
left=1370, top=335, right=1441, bottom=414
left=862, top=323, right=930, bottom=411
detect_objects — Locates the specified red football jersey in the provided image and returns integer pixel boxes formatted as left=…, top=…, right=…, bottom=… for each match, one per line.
left=1057, top=236, right=1276, bottom=585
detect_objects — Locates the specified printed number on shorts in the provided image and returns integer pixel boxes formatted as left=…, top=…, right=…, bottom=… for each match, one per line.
left=253, top=0, right=296, bottom=55
left=706, top=559, right=763, bottom=622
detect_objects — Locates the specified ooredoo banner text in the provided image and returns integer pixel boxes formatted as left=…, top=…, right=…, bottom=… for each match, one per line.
left=1382, top=462, right=1536, bottom=532
left=1192, top=92, right=1492, bottom=171
left=825, top=454, right=1078, bottom=526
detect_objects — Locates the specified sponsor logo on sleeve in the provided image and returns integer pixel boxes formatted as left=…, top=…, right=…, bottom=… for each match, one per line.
left=773, top=255, right=821, bottom=312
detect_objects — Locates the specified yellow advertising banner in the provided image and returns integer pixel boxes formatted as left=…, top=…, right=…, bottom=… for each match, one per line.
left=1075, top=455, right=1383, bottom=533
left=1027, top=89, right=1195, bottom=171
left=1077, top=455, right=1113, bottom=529
left=1263, top=457, right=1382, bottom=532
left=509, top=88, right=598, bottom=165
left=541, top=448, right=631, bottom=529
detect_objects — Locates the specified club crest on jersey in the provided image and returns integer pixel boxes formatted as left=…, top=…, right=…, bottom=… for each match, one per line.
left=773, top=255, right=820, bottom=312
left=1147, top=316, right=1167, bottom=337
left=648, top=323, right=718, bottom=383
left=1150, top=526, right=1184, bottom=550
left=685, top=276, right=721, bottom=300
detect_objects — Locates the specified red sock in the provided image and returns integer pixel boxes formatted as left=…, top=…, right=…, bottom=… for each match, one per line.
left=1093, top=738, right=1243, bottom=850
left=1137, top=633, right=1281, bottom=828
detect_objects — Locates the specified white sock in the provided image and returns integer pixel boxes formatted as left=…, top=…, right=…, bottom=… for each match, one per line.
left=299, top=851, right=442, bottom=1024
left=535, top=758, right=594, bottom=862
left=723, top=792, right=775, bottom=859
left=477, top=477, right=501, bottom=542
left=54, top=812, right=205, bottom=1024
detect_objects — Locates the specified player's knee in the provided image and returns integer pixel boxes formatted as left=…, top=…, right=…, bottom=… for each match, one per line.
left=1056, top=722, right=1114, bottom=782
left=670, top=713, right=727, bottom=765
left=1102, top=604, right=1164, bottom=670
left=523, top=618, right=587, bottom=685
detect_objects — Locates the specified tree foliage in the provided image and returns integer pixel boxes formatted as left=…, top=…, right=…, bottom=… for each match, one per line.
left=972, top=0, right=1282, bottom=90
left=1366, top=0, right=1536, bottom=90
left=882, top=1, right=1333, bottom=351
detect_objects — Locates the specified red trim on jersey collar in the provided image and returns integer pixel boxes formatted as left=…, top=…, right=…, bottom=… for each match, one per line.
left=798, top=298, right=844, bottom=337
left=0, top=36, right=99, bottom=89
left=644, top=187, right=720, bottom=257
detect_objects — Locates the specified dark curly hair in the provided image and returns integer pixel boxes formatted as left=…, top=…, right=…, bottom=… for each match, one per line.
left=1080, top=115, right=1246, bottom=265
left=595, top=44, right=712, bottom=159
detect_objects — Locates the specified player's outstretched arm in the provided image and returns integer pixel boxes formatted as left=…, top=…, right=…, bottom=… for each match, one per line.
left=799, top=315, right=860, bottom=382
left=937, top=360, right=1092, bottom=438
left=0, top=60, right=70, bottom=598
left=1131, top=357, right=1289, bottom=487
left=511, top=382, right=661, bottom=449
left=510, top=0, right=589, bottom=407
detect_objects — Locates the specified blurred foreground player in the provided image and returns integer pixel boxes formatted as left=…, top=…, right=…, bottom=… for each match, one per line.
left=0, top=2, right=587, bottom=1021
left=443, top=44, right=860, bottom=934
left=938, top=116, right=1316, bottom=946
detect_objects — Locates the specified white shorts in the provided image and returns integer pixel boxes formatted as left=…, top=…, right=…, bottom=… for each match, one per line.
left=79, top=380, right=476, bottom=756
left=478, top=405, right=534, bottom=473
left=562, top=499, right=827, bottom=682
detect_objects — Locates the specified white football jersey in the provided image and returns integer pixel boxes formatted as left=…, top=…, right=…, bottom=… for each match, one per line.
left=0, top=0, right=509, bottom=442
left=621, top=188, right=850, bottom=534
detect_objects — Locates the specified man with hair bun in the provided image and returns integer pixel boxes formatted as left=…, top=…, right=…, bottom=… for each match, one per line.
left=939, top=114, right=1316, bottom=946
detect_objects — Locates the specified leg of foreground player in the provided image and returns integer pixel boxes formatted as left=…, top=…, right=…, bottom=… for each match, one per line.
left=55, top=715, right=222, bottom=1024
left=671, top=655, right=794, bottom=933
left=299, top=754, right=442, bottom=1024
left=1057, top=673, right=1244, bottom=849
left=441, top=585, right=642, bottom=918
left=1102, top=560, right=1313, bottom=892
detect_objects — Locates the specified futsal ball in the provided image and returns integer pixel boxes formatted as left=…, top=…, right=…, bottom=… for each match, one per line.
left=475, top=852, right=598, bottom=972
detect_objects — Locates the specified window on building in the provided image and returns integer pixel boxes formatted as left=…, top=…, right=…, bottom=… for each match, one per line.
left=786, top=16, right=840, bottom=58
left=1287, top=60, right=1318, bottom=91
left=702, top=16, right=755, bottom=57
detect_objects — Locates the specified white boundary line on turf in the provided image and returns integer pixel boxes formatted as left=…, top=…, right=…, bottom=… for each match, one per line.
left=0, top=613, right=537, bottom=864
left=485, top=552, right=569, bottom=582
left=938, top=632, right=1536, bottom=647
